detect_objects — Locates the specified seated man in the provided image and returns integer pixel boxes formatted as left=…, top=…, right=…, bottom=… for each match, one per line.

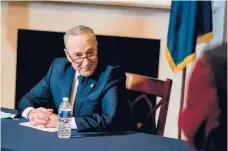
left=17, top=25, right=134, bottom=132
left=179, top=43, right=227, bottom=151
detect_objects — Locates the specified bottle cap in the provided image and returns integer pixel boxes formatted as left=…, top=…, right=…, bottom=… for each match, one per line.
left=63, top=97, right=69, bottom=102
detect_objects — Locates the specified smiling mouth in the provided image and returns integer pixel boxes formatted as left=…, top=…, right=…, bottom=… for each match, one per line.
left=82, top=65, right=93, bottom=71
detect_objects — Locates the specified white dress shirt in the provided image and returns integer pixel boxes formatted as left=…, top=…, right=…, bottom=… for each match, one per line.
left=22, top=72, right=81, bottom=129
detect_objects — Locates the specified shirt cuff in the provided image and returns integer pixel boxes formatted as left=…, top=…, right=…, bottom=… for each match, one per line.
left=71, top=117, right=77, bottom=129
left=22, top=107, right=35, bottom=119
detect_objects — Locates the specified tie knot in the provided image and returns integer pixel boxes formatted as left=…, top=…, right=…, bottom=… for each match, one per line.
left=78, top=75, right=84, bottom=84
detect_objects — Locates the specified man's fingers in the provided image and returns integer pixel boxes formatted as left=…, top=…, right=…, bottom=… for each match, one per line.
left=45, top=121, right=51, bottom=128
left=37, top=107, right=53, bottom=115
left=30, top=118, right=47, bottom=126
left=44, top=114, right=59, bottom=128
left=28, top=111, right=38, bottom=121
left=28, top=108, right=54, bottom=126
left=29, top=112, right=49, bottom=121
left=45, top=120, right=58, bottom=128
left=39, top=107, right=53, bottom=112
left=37, top=114, right=49, bottom=120
left=47, top=109, right=53, bottom=112
left=28, top=109, right=37, bottom=120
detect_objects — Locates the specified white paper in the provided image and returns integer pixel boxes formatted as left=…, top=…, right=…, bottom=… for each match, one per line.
left=0, top=111, right=16, bottom=119
left=19, top=122, right=58, bottom=132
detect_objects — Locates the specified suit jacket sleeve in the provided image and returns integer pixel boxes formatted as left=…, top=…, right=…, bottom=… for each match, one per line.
left=75, top=67, right=129, bottom=131
left=17, top=59, right=55, bottom=115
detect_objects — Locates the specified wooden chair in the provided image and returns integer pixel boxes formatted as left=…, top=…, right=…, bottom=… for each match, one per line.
left=126, top=72, right=172, bottom=136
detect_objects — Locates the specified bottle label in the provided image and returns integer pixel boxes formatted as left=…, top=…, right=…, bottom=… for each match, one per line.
left=58, top=110, right=71, bottom=118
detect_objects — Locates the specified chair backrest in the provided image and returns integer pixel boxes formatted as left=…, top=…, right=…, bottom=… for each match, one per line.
left=126, top=72, right=172, bottom=136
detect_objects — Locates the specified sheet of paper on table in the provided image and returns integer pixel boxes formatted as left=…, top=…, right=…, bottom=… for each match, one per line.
left=20, top=122, right=58, bottom=132
left=0, top=111, right=16, bottom=119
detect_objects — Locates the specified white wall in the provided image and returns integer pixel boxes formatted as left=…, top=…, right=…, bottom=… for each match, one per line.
left=1, top=1, right=225, bottom=139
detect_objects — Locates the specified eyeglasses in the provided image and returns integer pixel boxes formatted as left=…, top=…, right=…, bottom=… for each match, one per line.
left=66, top=51, right=98, bottom=64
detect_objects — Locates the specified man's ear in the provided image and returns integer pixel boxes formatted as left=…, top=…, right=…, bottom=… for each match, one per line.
left=64, top=49, right=72, bottom=63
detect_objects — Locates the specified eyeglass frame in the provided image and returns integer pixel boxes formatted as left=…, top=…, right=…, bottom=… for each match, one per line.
left=65, top=49, right=98, bottom=64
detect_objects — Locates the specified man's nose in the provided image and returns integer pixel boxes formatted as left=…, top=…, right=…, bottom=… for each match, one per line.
left=82, top=57, right=91, bottom=67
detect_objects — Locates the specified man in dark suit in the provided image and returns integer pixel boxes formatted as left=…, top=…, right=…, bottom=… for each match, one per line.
left=17, top=25, right=132, bottom=132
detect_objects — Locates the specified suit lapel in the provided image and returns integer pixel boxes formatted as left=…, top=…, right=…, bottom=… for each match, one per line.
left=76, top=78, right=96, bottom=115
left=75, top=59, right=104, bottom=115
left=60, top=65, right=75, bottom=101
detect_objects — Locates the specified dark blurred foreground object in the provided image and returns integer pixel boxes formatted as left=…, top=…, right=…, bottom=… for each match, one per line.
left=179, top=43, right=227, bottom=151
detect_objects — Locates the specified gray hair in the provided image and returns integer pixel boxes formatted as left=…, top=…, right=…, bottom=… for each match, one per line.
left=64, top=25, right=97, bottom=48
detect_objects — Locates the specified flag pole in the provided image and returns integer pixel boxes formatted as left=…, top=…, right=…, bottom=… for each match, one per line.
left=178, top=67, right=187, bottom=140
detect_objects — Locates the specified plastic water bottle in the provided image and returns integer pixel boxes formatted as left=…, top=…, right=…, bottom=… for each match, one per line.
left=58, top=97, right=72, bottom=138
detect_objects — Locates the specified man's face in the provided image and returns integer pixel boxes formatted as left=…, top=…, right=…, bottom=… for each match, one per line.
left=65, top=33, right=98, bottom=77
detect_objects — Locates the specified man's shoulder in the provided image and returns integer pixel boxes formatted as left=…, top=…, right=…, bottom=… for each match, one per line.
left=52, top=57, right=68, bottom=65
left=51, top=57, right=72, bottom=73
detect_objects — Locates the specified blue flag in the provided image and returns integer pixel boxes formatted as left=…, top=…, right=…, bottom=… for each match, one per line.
left=166, top=1, right=213, bottom=72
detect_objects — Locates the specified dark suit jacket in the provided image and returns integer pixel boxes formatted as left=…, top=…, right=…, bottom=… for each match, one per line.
left=17, top=57, right=134, bottom=132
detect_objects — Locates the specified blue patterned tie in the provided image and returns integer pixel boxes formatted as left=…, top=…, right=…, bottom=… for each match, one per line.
left=76, top=75, right=84, bottom=98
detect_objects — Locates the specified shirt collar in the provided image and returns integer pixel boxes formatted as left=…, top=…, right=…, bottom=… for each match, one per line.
left=75, top=71, right=81, bottom=80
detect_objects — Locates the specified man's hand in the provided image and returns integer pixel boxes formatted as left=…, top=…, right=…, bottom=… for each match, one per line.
left=45, top=113, right=59, bottom=128
left=28, top=107, right=53, bottom=126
